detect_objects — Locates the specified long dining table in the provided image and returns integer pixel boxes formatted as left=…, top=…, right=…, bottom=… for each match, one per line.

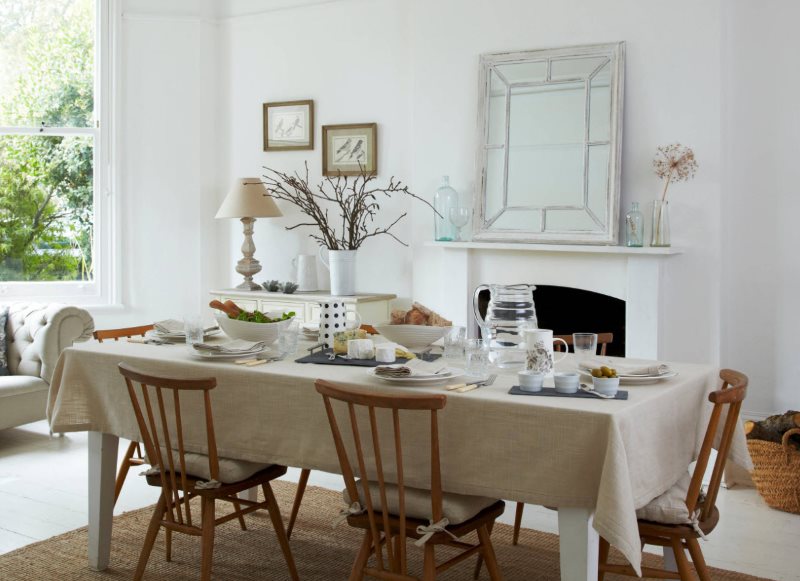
left=46, top=337, right=751, bottom=580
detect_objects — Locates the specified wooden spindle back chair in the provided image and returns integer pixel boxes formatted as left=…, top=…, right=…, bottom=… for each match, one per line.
left=94, top=324, right=155, bottom=505
left=119, top=363, right=298, bottom=581
left=599, top=369, right=748, bottom=581
left=315, top=379, right=504, bottom=580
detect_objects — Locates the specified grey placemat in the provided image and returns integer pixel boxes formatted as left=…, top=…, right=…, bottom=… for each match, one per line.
left=295, top=350, right=441, bottom=367
left=508, top=386, right=628, bottom=400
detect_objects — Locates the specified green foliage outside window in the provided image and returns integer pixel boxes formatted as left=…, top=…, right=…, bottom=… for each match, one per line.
left=0, top=0, right=95, bottom=282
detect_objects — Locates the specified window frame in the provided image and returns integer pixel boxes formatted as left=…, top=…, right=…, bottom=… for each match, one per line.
left=0, top=0, right=117, bottom=306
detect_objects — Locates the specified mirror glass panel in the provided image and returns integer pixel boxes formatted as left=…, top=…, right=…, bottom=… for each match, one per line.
left=474, top=43, right=625, bottom=244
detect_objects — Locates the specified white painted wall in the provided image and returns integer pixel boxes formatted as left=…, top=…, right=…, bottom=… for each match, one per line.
left=721, top=1, right=800, bottom=416
left=103, top=0, right=799, bottom=415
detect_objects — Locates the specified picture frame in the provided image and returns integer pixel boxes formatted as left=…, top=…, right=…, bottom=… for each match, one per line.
left=263, top=100, right=314, bottom=151
left=322, top=123, right=378, bottom=176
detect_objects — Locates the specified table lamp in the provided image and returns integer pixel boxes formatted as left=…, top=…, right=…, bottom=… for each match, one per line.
left=216, top=178, right=283, bottom=290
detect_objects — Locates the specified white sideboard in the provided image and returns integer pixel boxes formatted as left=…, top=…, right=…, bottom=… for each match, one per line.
left=208, top=289, right=397, bottom=325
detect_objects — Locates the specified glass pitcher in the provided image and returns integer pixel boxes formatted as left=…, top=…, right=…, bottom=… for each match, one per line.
left=473, top=284, right=538, bottom=369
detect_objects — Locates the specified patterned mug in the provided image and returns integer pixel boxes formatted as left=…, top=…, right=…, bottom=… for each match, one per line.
left=318, top=300, right=362, bottom=349
left=524, top=328, right=568, bottom=376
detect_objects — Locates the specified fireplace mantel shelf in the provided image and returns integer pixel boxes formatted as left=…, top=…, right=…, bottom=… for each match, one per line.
left=425, top=240, right=683, bottom=256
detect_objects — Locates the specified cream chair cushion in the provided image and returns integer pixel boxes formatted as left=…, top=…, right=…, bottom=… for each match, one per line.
left=344, top=481, right=498, bottom=525
left=636, top=472, right=698, bottom=525
left=153, top=448, right=271, bottom=484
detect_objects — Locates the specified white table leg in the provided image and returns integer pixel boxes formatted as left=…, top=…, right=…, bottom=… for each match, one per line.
left=558, top=507, right=599, bottom=581
left=88, top=431, right=119, bottom=571
left=662, top=545, right=678, bottom=572
left=239, top=486, right=258, bottom=502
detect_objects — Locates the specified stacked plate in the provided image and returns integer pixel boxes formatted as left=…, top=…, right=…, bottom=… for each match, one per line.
left=149, top=319, right=219, bottom=343
left=577, top=360, right=677, bottom=384
left=301, top=323, right=319, bottom=341
left=368, top=365, right=463, bottom=384
left=192, top=340, right=269, bottom=360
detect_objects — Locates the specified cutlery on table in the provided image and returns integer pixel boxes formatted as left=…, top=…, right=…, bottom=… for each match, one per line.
left=446, top=374, right=497, bottom=393
left=235, top=354, right=282, bottom=366
left=579, top=384, right=615, bottom=399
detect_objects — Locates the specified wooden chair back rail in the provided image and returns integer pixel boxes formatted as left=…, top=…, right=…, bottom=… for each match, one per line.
left=686, top=369, right=747, bottom=521
left=94, top=324, right=155, bottom=342
left=120, top=362, right=219, bottom=530
left=553, top=332, right=614, bottom=355
left=316, top=379, right=447, bottom=576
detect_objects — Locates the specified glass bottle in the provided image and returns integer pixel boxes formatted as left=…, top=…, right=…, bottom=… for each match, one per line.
left=624, top=202, right=643, bottom=247
left=434, top=176, right=459, bottom=241
left=650, top=200, right=671, bottom=247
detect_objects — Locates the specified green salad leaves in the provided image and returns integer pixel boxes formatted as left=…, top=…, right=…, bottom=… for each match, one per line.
left=232, top=310, right=296, bottom=324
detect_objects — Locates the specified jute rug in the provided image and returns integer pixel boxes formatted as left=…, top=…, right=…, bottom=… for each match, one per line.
left=0, top=481, right=773, bottom=580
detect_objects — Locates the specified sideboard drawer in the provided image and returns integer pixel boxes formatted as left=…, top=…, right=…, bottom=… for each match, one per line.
left=259, top=300, right=306, bottom=322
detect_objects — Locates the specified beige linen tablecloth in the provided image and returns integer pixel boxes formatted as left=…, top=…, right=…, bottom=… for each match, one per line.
left=47, top=340, right=751, bottom=575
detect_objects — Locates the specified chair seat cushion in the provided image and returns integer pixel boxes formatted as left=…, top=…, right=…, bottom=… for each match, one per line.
left=152, top=448, right=271, bottom=484
left=0, top=375, right=49, bottom=398
left=636, top=472, right=698, bottom=525
left=344, top=480, right=499, bottom=525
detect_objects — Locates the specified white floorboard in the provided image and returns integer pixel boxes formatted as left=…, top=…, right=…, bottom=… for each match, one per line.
left=1, top=421, right=798, bottom=579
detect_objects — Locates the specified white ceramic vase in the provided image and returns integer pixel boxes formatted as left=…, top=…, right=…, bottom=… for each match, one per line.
left=319, top=248, right=357, bottom=296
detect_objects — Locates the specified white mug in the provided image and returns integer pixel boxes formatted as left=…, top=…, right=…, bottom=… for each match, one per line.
left=524, top=328, right=568, bottom=376
left=318, top=300, right=362, bottom=348
left=292, top=254, right=318, bottom=292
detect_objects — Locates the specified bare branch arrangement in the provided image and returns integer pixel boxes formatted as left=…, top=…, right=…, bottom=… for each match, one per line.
left=261, top=162, right=439, bottom=250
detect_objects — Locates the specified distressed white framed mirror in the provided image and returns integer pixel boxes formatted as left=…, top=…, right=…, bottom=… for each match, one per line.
left=473, top=42, right=625, bottom=244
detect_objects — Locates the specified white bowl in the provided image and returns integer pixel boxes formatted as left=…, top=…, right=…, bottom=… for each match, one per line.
left=554, top=372, right=580, bottom=394
left=214, top=313, right=293, bottom=344
left=518, top=371, right=544, bottom=392
left=373, top=324, right=450, bottom=350
left=592, top=375, right=620, bottom=396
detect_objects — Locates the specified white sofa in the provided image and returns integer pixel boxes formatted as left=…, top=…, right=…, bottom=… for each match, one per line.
left=1, top=303, right=94, bottom=431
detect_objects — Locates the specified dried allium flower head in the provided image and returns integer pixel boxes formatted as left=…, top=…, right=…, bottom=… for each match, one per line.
left=653, top=143, right=698, bottom=201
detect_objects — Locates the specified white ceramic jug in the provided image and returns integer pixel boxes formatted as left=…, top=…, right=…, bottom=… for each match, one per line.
left=319, top=247, right=357, bottom=296
left=523, top=328, right=568, bottom=376
left=318, top=299, right=362, bottom=349
left=292, top=254, right=318, bottom=292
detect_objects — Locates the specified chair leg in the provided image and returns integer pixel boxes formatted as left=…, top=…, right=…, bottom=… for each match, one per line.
left=512, top=502, right=525, bottom=545
left=349, top=531, right=373, bottom=581
left=477, top=524, right=503, bottom=581
left=670, top=537, right=694, bottom=581
left=287, top=468, right=310, bottom=539
left=422, top=544, right=436, bottom=581
left=134, top=495, right=166, bottom=581
left=114, top=441, right=140, bottom=504
left=200, top=496, right=216, bottom=581
left=473, top=520, right=494, bottom=579
left=263, top=483, right=300, bottom=581
left=598, top=536, right=610, bottom=581
left=231, top=497, right=248, bottom=530
left=165, top=529, right=172, bottom=562
left=685, top=537, right=711, bottom=581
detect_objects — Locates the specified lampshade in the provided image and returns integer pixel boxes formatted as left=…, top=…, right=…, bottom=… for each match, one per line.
left=215, top=178, right=283, bottom=219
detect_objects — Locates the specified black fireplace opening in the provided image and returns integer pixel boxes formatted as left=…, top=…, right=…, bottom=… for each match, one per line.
left=476, top=284, right=626, bottom=357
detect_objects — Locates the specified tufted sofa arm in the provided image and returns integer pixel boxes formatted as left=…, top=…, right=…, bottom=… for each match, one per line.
left=4, top=303, right=95, bottom=384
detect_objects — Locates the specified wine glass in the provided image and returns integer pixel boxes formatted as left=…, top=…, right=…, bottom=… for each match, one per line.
left=448, top=207, right=471, bottom=242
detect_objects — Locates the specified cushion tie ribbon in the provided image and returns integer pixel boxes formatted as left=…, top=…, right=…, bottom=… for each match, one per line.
left=333, top=501, right=365, bottom=528
left=414, top=518, right=458, bottom=546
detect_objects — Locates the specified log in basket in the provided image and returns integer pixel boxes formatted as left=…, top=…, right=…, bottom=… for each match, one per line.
left=748, top=428, right=800, bottom=515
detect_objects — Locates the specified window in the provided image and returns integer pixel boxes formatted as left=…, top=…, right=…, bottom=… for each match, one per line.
left=0, top=0, right=112, bottom=303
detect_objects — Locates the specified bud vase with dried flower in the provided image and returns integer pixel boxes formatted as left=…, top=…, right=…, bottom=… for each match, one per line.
left=650, top=200, right=670, bottom=247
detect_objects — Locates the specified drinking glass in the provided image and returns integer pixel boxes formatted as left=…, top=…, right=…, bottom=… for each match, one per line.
left=443, top=326, right=466, bottom=360
left=184, top=315, right=204, bottom=346
left=448, top=207, right=471, bottom=242
left=572, top=333, right=598, bottom=362
left=277, top=320, right=300, bottom=359
left=464, top=338, right=490, bottom=377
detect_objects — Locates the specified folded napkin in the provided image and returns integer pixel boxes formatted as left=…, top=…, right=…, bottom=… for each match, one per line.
left=580, top=358, right=671, bottom=376
left=154, top=319, right=218, bottom=336
left=375, top=365, right=412, bottom=378
left=374, top=359, right=445, bottom=378
left=193, top=340, right=267, bottom=355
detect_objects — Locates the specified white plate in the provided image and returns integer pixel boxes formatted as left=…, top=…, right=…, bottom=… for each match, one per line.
left=367, top=367, right=464, bottom=384
left=148, top=329, right=221, bottom=342
left=190, top=347, right=268, bottom=360
left=577, top=368, right=678, bottom=384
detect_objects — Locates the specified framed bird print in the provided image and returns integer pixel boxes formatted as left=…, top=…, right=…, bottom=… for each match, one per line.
left=263, top=100, right=314, bottom=151
left=322, top=123, right=378, bottom=176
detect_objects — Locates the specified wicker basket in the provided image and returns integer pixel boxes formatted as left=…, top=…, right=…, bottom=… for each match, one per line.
left=748, top=428, right=800, bottom=514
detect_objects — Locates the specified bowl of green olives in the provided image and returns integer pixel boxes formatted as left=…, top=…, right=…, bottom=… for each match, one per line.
left=591, top=366, right=620, bottom=396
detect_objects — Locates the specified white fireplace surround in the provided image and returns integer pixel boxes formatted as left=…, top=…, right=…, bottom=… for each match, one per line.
left=426, top=241, right=682, bottom=360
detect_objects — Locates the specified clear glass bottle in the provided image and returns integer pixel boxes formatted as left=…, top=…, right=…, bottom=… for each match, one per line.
left=434, top=176, right=459, bottom=241
left=624, top=202, right=643, bottom=247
